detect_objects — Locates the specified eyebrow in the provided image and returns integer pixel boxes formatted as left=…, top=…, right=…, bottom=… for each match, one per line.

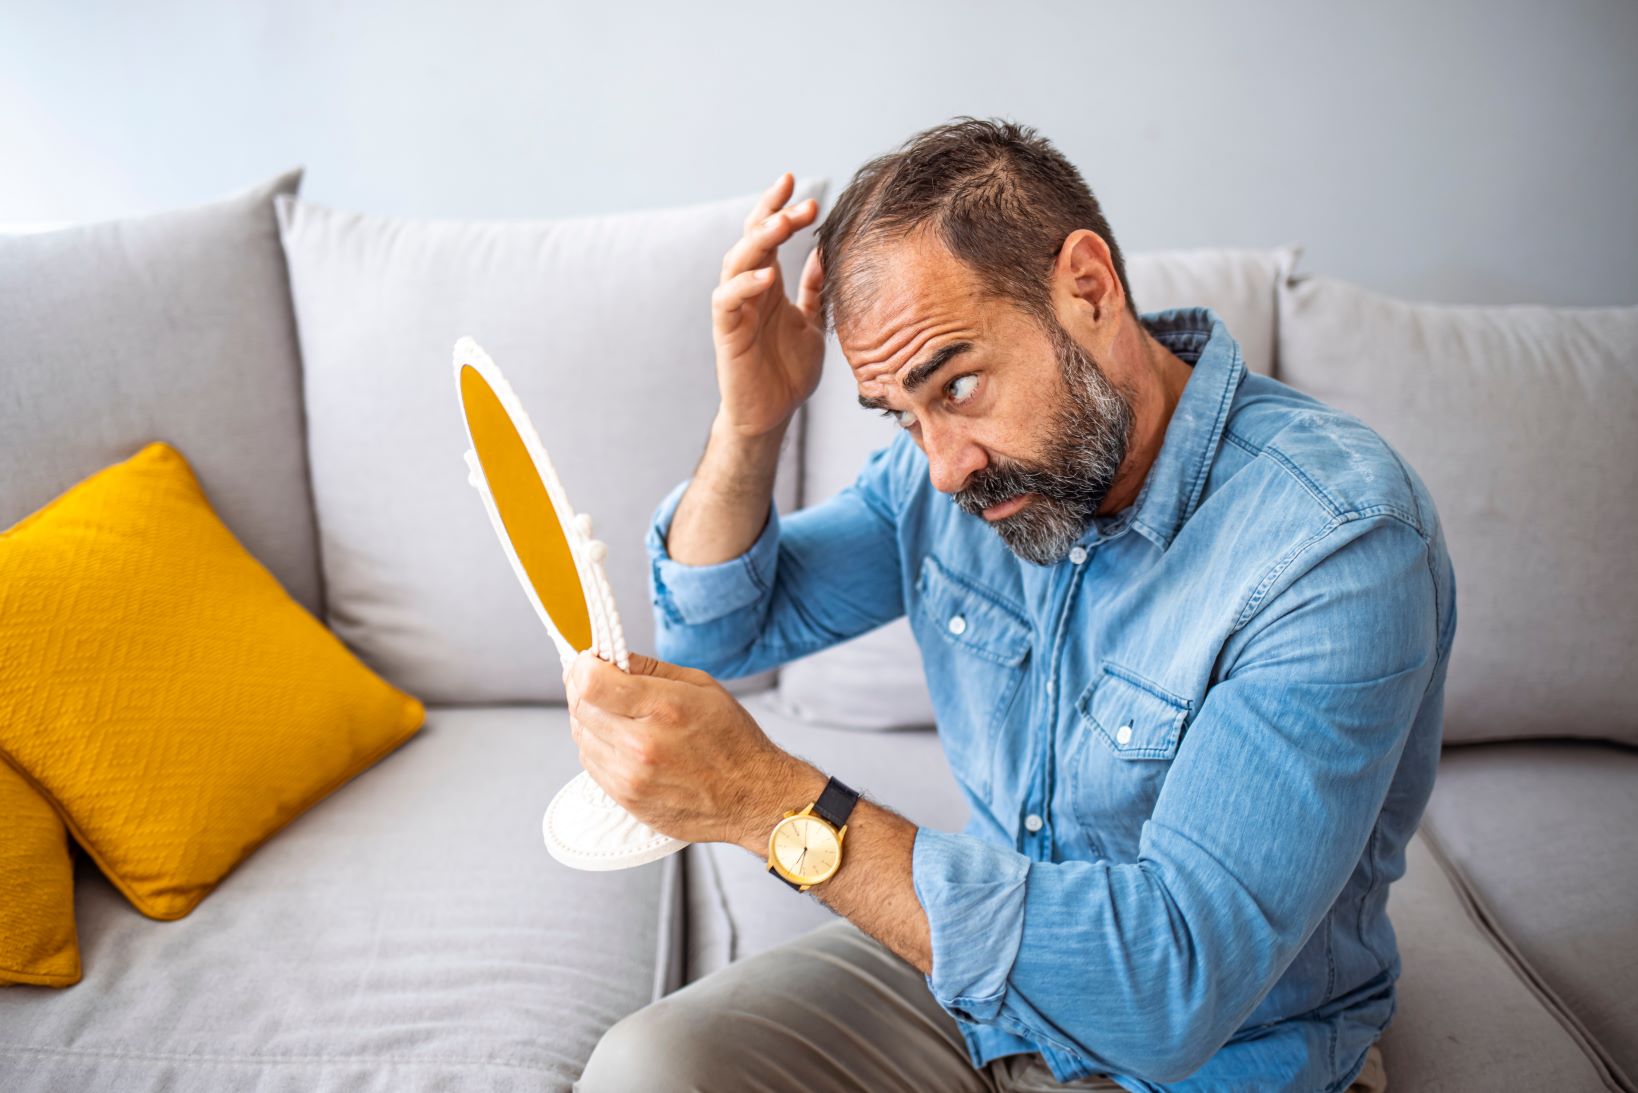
left=856, top=341, right=975, bottom=412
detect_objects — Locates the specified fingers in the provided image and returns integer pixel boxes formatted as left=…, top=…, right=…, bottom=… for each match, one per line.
left=712, top=266, right=779, bottom=335
left=568, top=707, right=625, bottom=787
left=566, top=651, right=653, bottom=718
left=796, top=246, right=824, bottom=325
left=720, top=195, right=820, bottom=284
left=566, top=650, right=710, bottom=721
left=626, top=652, right=714, bottom=687
left=567, top=694, right=620, bottom=748
left=743, top=172, right=795, bottom=234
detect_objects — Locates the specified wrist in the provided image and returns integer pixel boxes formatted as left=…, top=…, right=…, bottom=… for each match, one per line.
left=735, top=751, right=828, bottom=856
left=710, top=407, right=791, bottom=457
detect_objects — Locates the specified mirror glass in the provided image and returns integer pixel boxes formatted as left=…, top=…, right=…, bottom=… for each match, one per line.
left=458, top=363, right=594, bottom=653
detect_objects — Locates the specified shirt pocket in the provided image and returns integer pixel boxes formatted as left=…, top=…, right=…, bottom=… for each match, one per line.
left=1066, top=661, right=1194, bottom=857
left=913, top=554, right=1032, bottom=800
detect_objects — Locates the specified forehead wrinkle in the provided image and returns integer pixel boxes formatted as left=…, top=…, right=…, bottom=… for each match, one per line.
left=852, top=316, right=970, bottom=407
left=846, top=303, right=931, bottom=384
left=845, top=238, right=988, bottom=410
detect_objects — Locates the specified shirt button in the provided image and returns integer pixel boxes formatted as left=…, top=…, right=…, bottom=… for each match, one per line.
left=1024, top=813, right=1044, bottom=833
left=1068, top=545, right=1088, bottom=565
left=1115, top=723, right=1134, bottom=746
left=947, top=614, right=967, bottom=636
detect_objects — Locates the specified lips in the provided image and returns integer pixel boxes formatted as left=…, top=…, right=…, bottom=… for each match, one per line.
left=982, top=493, right=1031, bottom=520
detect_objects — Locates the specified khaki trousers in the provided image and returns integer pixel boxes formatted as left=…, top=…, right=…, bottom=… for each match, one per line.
left=577, top=917, right=1388, bottom=1092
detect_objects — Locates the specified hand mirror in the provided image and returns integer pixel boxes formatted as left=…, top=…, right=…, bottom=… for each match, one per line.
left=452, top=336, right=688, bottom=871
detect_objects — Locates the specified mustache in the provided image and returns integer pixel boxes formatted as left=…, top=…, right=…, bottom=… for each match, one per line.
left=954, top=456, right=1056, bottom=516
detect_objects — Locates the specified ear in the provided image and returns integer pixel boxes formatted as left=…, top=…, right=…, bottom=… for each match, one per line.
left=1054, top=229, right=1122, bottom=327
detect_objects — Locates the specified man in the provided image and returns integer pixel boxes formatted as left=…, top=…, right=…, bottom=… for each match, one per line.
left=570, top=117, right=1454, bottom=1091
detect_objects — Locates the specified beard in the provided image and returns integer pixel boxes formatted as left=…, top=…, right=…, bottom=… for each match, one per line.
left=952, top=317, right=1136, bottom=566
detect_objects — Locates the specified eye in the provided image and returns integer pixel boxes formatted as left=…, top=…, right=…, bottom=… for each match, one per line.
left=947, top=373, right=979, bottom=404
left=879, top=408, right=917, bottom=429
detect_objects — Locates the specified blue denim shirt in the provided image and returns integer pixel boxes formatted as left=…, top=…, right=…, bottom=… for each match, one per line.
left=644, top=307, right=1457, bottom=1091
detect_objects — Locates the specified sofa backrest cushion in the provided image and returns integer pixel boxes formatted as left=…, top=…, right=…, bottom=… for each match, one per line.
left=774, top=246, right=1299, bottom=730
left=276, top=182, right=824, bottom=704
left=1278, top=275, right=1638, bottom=747
left=0, top=168, right=321, bottom=615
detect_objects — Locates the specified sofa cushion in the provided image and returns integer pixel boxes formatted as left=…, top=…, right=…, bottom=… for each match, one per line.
left=0, top=761, right=80, bottom=988
left=0, top=167, right=322, bottom=617
left=0, top=440, right=427, bottom=922
left=275, top=182, right=825, bottom=705
left=773, top=246, right=1300, bottom=730
left=1278, top=275, right=1638, bottom=745
left=0, top=704, right=682, bottom=1093
left=1380, top=832, right=1617, bottom=1090
left=1422, top=741, right=1638, bottom=1087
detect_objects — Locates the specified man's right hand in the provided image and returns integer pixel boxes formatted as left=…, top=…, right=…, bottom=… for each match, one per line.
left=710, top=172, right=826, bottom=442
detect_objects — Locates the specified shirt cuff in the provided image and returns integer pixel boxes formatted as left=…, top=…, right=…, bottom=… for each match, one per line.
left=644, top=477, right=782, bottom=627
left=911, top=827, right=1031, bottom=1023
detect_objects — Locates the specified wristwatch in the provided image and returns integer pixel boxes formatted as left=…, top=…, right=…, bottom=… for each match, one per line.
left=766, top=776, right=859, bottom=892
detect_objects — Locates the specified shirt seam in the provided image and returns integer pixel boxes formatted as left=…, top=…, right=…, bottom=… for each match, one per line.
left=1226, top=426, right=1428, bottom=536
left=1233, top=509, right=1428, bottom=634
left=1221, top=428, right=1260, bottom=457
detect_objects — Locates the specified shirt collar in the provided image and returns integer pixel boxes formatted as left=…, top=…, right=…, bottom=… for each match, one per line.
left=1078, top=305, right=1247, bottom=552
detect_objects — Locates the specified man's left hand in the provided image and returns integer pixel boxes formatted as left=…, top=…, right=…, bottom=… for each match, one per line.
left=561, top=650, right=809, bottom=849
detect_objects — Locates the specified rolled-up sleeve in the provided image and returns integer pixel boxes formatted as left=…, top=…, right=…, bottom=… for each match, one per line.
left=644, top=432, right=913, bottom=681
left=910, top=516, right=1447, bottom=1083
left=646, top=477, right=782, bottom=627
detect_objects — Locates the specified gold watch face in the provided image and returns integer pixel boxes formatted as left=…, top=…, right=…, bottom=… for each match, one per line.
left=770, top=814, right=841, bottom=884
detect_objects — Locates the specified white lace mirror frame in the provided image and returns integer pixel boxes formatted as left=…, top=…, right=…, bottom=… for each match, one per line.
left=452, top=336, right=688, bottom=871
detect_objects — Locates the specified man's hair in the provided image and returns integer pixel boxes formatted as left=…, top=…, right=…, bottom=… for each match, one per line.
left=815, top=116, right=1138, bottom=338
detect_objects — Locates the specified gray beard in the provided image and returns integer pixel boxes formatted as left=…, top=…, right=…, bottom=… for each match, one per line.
left=953, top=318, right=1136, bottom=566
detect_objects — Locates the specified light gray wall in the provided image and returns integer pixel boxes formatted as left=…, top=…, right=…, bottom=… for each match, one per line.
left=3, top=0, right=1634, bottom=306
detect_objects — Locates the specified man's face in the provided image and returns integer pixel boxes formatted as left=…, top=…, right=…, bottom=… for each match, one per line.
left=841, top=235, right=1135, bottom=567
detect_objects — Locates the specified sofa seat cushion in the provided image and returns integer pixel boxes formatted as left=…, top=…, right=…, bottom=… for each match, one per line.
left=0, top=705, right=683, bottom=1093
left=1382, top=832, right=1618, bottom=1090
left=1422, top=741, right=1638, bottom=1088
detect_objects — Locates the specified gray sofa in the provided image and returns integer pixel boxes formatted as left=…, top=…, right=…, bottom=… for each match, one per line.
left=1, top=169, right=1632, bottom=1092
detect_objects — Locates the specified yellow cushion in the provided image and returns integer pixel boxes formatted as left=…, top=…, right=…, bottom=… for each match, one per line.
left=0, top=440, right=426, bottom=921
left=0, top=759, right=81, bottom=987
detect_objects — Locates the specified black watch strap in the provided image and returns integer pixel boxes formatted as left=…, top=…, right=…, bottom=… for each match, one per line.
left=813, top=776, right=860, bottom=830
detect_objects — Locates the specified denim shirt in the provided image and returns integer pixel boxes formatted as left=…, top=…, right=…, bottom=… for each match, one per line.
left=644, top=307, right=1457, bottom=1091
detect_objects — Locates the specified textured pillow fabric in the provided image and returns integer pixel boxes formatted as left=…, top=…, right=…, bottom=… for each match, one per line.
left=1278, top=275, right=1638, bottom=746
left=0, top=761, right=80, bottom=988
left=773, top=245, right=1301, bottom=730
left=0, top=167, right=322, bottom=617
left=276, top=180, right=826, bottom=705
left=0, top=441, right=426, bottom=920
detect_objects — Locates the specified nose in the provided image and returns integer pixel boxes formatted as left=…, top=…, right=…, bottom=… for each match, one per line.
left=921, top=418, right=987, bottom=495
